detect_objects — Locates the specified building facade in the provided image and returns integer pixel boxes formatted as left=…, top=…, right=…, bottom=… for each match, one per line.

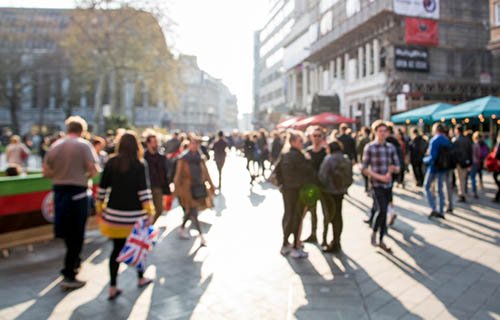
left=278, top=0, right=499, bottom=126
left=0, top=8, right=174, bottom=134
left=490, top=0, right=500, bottom=55
left=169, top=55, right=238, bottom=134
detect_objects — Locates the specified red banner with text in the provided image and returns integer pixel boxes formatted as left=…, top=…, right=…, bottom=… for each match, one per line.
left=405, top=17, right=439, bottom=46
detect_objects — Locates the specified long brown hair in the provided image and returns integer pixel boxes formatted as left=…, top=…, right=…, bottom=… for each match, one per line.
left=112, top=130, right=144, bottom=172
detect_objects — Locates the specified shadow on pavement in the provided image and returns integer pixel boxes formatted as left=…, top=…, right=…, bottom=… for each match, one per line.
left=386, top=218, right=500, bottom=319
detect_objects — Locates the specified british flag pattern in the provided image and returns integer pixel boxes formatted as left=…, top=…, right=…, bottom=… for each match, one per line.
left=116, top=219, right=159, bottom=271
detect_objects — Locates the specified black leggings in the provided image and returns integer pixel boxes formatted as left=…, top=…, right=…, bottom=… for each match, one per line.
left=182, top=208, right=202, bottom=234
left=322, top=194, right=344, bottom=246
left=110, top=238, right=143, bottom=286
left=494, top=172, right=500, bottom=201
left=282, top=188, right=305, bottom=248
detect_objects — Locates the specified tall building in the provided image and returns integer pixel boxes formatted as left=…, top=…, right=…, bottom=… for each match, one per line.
left=489, top=0, right=500, bottom=81
left=170, top=55, right=238, bottom=133
left=0, top=7, right=175, bottom=134
left=276, top=0, right=499, bottom=126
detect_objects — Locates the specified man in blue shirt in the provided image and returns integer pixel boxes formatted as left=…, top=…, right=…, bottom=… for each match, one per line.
left=423, top=123, right=451, bottom=219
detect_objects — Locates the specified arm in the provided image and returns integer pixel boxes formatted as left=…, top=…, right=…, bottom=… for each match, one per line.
left=318, top=156, right=331, bottom=187
left=137, top=163, right=155, bottom=222
left=96, top=162, right=111, bottom=217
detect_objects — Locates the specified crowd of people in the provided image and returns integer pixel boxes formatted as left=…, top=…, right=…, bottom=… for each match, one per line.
left=2, top=114, right=500, bottom=300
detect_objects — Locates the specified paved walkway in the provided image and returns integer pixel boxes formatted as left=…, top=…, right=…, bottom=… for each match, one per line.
left=1, top=153, right=499, bottom=320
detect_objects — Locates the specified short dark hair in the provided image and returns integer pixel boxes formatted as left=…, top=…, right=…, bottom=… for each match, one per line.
left=5, top=164, right=21, bottom=176
left=65, top=116, right=87, bottom=134
left=218, top=131, right=224, bottom=138
left=455, top=125, right=463, bottom=134
left=145, top=134, right=157, bottom=143
left=371, top=120, right=387, bottom=132
left=329, top=140, right=344, bottom=152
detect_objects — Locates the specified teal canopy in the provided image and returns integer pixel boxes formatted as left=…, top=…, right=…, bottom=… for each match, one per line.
left=432, top=96, right=500, bottom=121
left=391, top=103, right=454, bottom=125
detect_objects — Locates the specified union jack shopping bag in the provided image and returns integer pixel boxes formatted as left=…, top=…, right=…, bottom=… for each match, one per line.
left=116, top=219, right=159, bottom=271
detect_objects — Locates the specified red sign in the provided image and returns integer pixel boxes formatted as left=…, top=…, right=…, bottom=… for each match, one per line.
left=405, top=17, right=439, bottom=46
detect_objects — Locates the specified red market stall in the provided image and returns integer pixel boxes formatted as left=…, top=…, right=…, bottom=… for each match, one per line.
left=294, top=112, right=356, bottom=130
left=276, top=116, right=306, bottom=129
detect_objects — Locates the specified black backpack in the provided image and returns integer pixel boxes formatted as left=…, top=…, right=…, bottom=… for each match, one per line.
left=435, top=144, right=456, bottom=170
left=331, top=155, right=354, bottom=192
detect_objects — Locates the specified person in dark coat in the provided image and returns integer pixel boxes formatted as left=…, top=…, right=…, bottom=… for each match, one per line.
left=409, top=128, right=428, bottom=187
left=212, top=131, right=228, bottom=191
left=336, top=123, right=357, bottom=163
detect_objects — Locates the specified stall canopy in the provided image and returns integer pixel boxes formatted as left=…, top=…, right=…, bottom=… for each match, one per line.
left=294, top=112, right=356, bottom=130
left=432, top=96, right=500, bottom=121
left=276, top=115, right=306, bottom=129
left=391, top=103, right=454, bottom=125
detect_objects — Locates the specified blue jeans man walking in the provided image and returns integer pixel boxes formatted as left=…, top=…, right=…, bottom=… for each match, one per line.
left=424, top=169, right=447, bottom=218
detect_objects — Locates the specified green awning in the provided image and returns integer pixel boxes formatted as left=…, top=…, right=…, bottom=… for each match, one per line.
left=391, top=103, right=454, bottom=125
left=432, top=96, right=500, bottom=121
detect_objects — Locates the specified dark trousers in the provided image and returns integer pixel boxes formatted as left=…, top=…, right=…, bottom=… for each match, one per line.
left=305, top=192, right=327, bottom=239
left=53, top=185, right=89, bottom=280
left=412, top=161, right=424, bottom=186
left=372, top=187, right=390, bottom=242
left=182, top=207, right=202, bottom=234
left=109, top=238, right=143, bottom=286
left=282, top=187, right=304, bottom=248
left=322, top=194, right=344, bottom=246
left=363, top=174, right=369, bottom=192
left=494, top=172, right=500, bottom=201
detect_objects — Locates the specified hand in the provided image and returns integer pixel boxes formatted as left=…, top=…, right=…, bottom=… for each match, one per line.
left=388, top=165, right=397, bottom=173
left=381, top=172, right=392, bottom=183
left=145, top=215, right=154, bottom=226
left=304, top=152, right=311, bottom=160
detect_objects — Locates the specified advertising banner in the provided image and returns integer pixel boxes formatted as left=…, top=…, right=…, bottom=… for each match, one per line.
left=405, top=17, right=439, bottom=46
left=394, top=0, right=439, bottom=19
left=394, top=46, right=430, bottom=72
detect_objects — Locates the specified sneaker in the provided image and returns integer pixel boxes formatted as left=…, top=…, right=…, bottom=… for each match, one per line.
left=436, top=214, right=445, bottom=220
left=446, top=208, right=453, bottom=214
left=280, top=244, right=292, bottom=256
left=60, top=278, right=86, bottom=290
left=290, top=249, right=308, bottom=259
left=370, top=232, right=377, bottom=246
left=178, top=227, right=189, bottom=240
left=378, top=242, right=392, bottom=253
left=363, top=219, right=372, bottom=225
left=428, top=211, right=439, bottom=219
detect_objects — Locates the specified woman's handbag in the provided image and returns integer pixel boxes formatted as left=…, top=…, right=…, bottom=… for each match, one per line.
left=191, top=184, right=208, bottom=199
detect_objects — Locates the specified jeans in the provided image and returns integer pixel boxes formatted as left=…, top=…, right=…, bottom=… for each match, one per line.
left=372, top=187, right=390, bottom=242
left=424, top=169, right=446, bottom=214
left=412, top=161, right=424, bottom=186
left=445, top=170, right=454, bottom=212
left=53, top=185, right=89, bottom=280
left=468, top=164, right=478, bottom=195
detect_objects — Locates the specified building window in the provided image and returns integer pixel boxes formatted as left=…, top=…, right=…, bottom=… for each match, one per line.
left=496, top=4, right=500, bottom=26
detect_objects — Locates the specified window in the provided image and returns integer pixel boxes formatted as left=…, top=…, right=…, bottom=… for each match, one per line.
left=346, top=0, right=361, bottom=18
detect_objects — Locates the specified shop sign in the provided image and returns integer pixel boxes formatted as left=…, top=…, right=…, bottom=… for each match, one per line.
left=405, top=17, right=439, bottom=46
left=394, top=0, right=439, bottom=19
left=394, top=46, right=430, bottom=72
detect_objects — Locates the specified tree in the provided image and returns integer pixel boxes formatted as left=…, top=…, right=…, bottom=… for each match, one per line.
left=60, top=0, right=181, bottom=133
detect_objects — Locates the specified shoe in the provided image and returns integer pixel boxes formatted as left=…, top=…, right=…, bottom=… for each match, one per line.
left=290, top=249, right=308, bottom=259
left=363, top=219, right=372, bottom=225
left=322, top=243, right=341, bottom=254
left=370, top=232, right=377, bottom=246
left=428, top=211, right=438, bottom=219
left=474, top=193, right=479, bottom=199
left=378, top=242, right=392, bottom=253
left=458, top=196, right=466, bottom=203
left=178, top=227, right=189, bottom=240
left=436, top=214, right=445, bottom=220
left=108, top=288, right=122, bottom=301
left=60, top=278, right=86, bottom=290
left=388, top=213, right=397, bottom=226
left=304, top=235, right=318, bottom=243
left=137, top=278, right=153, bottom=288
left=280, top=244, right=292, bottom=256
left=446, top=209, right=453, bottom=214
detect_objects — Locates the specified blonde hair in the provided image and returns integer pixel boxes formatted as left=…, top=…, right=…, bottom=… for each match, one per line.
left=10, top=135, right=20, bottom=144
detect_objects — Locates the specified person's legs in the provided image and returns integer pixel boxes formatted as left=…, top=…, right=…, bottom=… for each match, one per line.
left=331, top=195, right=344, bottom=247
left=189, top=208, right=202, bottom=235
left=493, top=172, right=500, bottom=202
left=305, top=202, right=318, bottom=242
left=424, top=169, right=437, bottom=213
left=445, top=170, right=454, bottom=212
left=469, top=164, right=478, bottom=196
left=282, top=189, right=298, bottom=247
left=151, top=188, right=163, bottom=223
left=456, top=167, right=467, bottom=199
left=109, top=238, right=126, bottom=287
left=322, top=195, right=334, bottom=246
left=372, top=187, right=389, bottom=244
left=437, top=172, right=445, bottom=215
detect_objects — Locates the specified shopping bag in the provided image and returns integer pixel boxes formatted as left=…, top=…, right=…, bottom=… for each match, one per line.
left=116, top=219, right=159, bottom=271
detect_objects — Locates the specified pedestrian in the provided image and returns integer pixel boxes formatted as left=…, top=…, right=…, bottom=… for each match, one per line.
left=257, top=129, right=270, bottom=176
left=362, top=120, right=400, bottom=252
left=337, top=123, right=357, bottom=163
left=477, top=134, right=490, bottom=190
left=396, top=129, right=408, bottom=188
left=244, top=133, right=258, bottom=184
left=277, top=130, right=318, bottom=259
left=453, top=125, right=473, bottom=202
left=490, top=132, right=500, bottom=202
left=357, top=127, right=372, bottom=193
left=469, top=132, right=483, bottom=199
left=304, top=126, right=329, bottom=244
left=6, top=135, right=30, bottom=168
left=423, top=123, right=452, bottom=219
left=91, top=136, right=109, bottom=168
left=212, top=130, right=228, bottom=191
left=42, top=116, right=99, bottom=290
left=164, top=131, right=181, bottom=157
left=270, top=131, right=283, bottom=165
left=385, top=124, right=403, bottom=225
left=174, top=135, right=215, bottom=246
left=409, top=128, right=427, bottom=187
left=319, top=140, right=353, bottom=253
left=144, top=132, right=170, bottom=223
left=96, top=131, right=155, bottom=300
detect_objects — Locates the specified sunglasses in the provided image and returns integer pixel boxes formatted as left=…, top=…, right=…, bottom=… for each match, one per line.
left=312, top=134, right=322, bottom=138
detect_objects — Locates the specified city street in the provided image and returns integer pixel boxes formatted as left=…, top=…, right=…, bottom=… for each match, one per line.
left=0, top=152, right=499, bottom=320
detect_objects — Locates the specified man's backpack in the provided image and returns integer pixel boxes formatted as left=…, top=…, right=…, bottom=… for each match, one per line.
left=485, top=148, right=500, bottom=173
left=331, top=155, right=354, bottom=192
left=435, top=144, right=455, bottom=170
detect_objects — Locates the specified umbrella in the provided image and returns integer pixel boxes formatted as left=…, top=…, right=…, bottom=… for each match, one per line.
left=276, top=115, right=306, bottom=129
left=391, top=103, right=454, bottom=125
left=432, top=96, right=500, bottom=121
left=294, top=112, right=356, bottom=130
